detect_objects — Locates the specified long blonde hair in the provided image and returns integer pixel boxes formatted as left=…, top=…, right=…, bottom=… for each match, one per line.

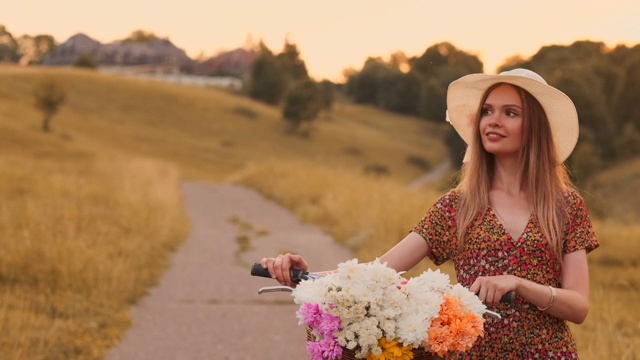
left=455, top=83, right=572, bottom=261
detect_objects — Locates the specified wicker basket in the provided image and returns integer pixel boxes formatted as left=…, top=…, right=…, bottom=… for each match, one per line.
left=306, top=327, right=439, bottom=360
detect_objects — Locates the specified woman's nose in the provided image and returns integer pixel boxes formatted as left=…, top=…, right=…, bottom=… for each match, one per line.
left=487, top=114, right=501, bottom=127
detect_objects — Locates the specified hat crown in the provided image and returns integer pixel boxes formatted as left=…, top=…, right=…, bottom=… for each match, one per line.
left=498, top=68, right=547, bottom=85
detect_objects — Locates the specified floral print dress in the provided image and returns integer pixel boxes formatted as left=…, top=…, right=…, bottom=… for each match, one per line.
left=411, top=188, right=599, bottom=359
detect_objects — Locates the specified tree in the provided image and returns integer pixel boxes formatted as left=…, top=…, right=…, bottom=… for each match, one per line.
left=0, top=25, right=19, bottom=62
left=388, top=51, right=410, bottom=72
left=34, top=78, right=66, bottom=132
left=276, top=38, right=309, bottom=82
left=282, top=79, right=322, bottom=133
left=17, top=34, right=56, bottom=65
left=246, top=41, right=287, bottom=105
left=408, top=42, right=483, bottom=124
left=345, top=57, right=393, bottom=105
left=409, top=42, right=483, bottom=85
left=318, top=80, right=336, bottom=110
left=246, top=38, right=313, bottom=106
left=378, top=70, right=421, bottom=114
left=418, top=77, right=447, bottom=121
left=612, top=46, right=640, bottom=136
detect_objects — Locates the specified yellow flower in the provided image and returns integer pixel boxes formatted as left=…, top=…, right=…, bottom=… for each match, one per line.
left=366, top=337, right=414, bottom=360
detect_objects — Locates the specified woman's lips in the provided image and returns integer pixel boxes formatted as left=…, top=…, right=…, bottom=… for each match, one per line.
left=485, top=131, right=505, bottom=140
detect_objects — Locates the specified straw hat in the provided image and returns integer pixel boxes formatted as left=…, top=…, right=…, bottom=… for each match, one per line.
left=446, top=68, right=579, bottom=163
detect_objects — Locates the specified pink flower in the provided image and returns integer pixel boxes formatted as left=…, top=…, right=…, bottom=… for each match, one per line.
left=318, top=309, right=341, bottom=336
left=307, top=337, right=343, bottom=360
left=300, top=302, right=321, bottom=327
left=303, top=303, right=343, bottom=360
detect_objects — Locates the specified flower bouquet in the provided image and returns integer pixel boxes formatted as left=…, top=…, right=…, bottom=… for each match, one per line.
left=292, top=259, right=487, bottom=360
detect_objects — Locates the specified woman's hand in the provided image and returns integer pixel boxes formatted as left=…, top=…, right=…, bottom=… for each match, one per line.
left=260, top=253, right=308, bottom=287
left=469, top=275, right=520, bottom=307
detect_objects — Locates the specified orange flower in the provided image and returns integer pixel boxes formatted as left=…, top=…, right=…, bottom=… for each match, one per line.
left=437, top=294, right=462, bottom=323
left=427, top=320, right=453, bottom=357
left=425, top=295, right=485, bottom=356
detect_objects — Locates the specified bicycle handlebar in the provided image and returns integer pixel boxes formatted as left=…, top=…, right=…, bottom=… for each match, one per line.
left=250, top=263, right=515, bottom=304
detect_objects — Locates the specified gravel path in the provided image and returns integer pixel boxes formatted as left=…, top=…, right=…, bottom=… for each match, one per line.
left=106, top=182, right=353, bottom=360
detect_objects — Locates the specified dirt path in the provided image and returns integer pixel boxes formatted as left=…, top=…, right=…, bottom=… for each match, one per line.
left=407, top=160, right=452, bottom=189
left=106, top=182, right=353, bottom=360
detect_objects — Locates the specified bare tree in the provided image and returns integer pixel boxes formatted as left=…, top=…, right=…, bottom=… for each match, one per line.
left=34, top=78, right=66, bottom=132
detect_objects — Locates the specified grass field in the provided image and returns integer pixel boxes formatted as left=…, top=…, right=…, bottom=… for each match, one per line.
left=0, top=66, right=637, bottom=359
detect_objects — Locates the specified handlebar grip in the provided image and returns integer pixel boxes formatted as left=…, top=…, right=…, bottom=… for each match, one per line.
left=250, top=263, right=272, bottom=278
left=501, top=291, right=516, bottom=304
left=250, top=263, right=306, bottom=283
left=476, top=290, right=515, bottom=304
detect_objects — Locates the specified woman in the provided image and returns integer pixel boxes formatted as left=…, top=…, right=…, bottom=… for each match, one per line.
left=261, top=68, right=599, bottom=359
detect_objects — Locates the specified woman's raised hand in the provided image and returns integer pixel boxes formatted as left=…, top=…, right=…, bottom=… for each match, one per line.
left=260, top=253, right=309, bottom=287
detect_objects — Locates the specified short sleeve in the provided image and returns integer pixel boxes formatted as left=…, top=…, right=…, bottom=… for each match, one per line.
left=562, top=189, right=599, bottom=254
left=411, top=191, right=459, bottom=265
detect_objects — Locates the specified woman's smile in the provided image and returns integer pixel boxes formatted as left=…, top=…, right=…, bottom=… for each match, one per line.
left=485, top=130, right=506, bottom=141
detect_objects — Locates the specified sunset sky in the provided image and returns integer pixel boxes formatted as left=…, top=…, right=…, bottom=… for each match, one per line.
left=4, top=0, right=640, bottom=81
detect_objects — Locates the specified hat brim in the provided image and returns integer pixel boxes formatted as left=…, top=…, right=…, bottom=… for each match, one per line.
left=446, top=73, right=579, bottom=163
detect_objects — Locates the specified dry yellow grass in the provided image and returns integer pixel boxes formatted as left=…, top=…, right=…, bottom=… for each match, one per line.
left=1, top=65, right=637, bottom=359
left=570, top=221, right=640, bottom=359
left=0, top=149, right=189, bottom=359
left=0, top=65, right=447, bottom=183
left=230, top=159, right=459, bottom=279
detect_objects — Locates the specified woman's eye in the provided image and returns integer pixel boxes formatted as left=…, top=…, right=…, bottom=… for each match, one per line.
left=506, top=110, right=519, bottom=117
left=481, top=107, right=492, bottom=116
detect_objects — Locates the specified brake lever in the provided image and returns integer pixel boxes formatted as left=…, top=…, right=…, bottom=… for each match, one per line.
left=257, top=285, right=295, bottom=294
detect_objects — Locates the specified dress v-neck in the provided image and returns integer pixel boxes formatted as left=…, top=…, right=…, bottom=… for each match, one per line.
left=489, top=207, right=532, bottom=241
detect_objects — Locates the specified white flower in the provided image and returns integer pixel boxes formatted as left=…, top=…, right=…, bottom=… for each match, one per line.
left=397, top=278, right=444, bottom=347
left=450, top=283, right=487, bottom=317
left=407, top=268, right=451, bottom=293
left=396, top=315, right=432, bottom=347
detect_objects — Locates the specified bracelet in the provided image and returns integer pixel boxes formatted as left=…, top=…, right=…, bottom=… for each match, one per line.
left=537, top=285, right=556, bottom=311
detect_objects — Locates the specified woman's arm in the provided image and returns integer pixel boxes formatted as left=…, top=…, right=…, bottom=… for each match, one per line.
left=513, top=250, right=590, bottom=323
left=471, top=249, right=590, bottom=324
left=379, top=231, right=431, bottom=273
left=545, top=249, right=590, bottom=323
left=260, top=232, right=432, bottom=286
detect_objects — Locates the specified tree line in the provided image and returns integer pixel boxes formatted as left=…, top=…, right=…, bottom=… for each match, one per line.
left=3, top=21, right=639, bottom=181
left=245, top=40, right=640, bottom=182
left=0, top=25, right=56, bottom=65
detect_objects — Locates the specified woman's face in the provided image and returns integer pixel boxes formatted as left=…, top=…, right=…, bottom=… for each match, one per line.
left=479, top=84, right=524, bottom=160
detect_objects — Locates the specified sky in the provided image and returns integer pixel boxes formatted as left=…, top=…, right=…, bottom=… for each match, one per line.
left=3, top=0, right=640, bottom=82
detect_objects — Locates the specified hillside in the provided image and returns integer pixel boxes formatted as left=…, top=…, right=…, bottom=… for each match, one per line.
left=2, top=64, right=638, bottom=230
left=0, top=66, right=448, bottom=183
